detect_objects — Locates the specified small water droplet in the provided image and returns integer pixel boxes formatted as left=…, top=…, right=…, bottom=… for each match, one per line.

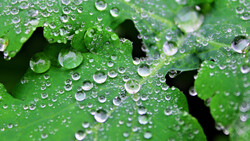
left=95, top=0, right=107, bottom=11
left=138, top=64, right=151, bottom=77
left=231, top=36, right=249, bottom=53
left=189, top=86, right=197, bottom=96
left=113, top=96, right=122, bottom=106
left=72, top=72, right=81, bottom=80
left=138, top=114, right=149, bottom=125
left=93, top=71, right=107, bottom=84
left=138, top=106, right=147, bottom=115
left=75, top=130, right=86, bottom=140
left=75, top=90, right=86, bottom=101
left=30, top=52, right=51, bottom=73
left=125, top=79, right=141, bottom=94
left=0, top=38, right=8, bottom=52
left=108, top=69, right=118, bottom=78
left=144, top=131, right=152, bottom=139
left=94, top=109, right=108, bottom=123
left=163, top=41, right=178, bottom=56
left=110, top=7, right=120, bottom=17
left=58, top=48, right=83, bottom=69
left=175, top=7, right=204, bottom=33
left=164, top=107, right=173, bottom=116
left=82, top=80, right=93, bottom=91
left=240, top=64, right=249, bottom=74
left=98, top=95, right=106, bottom=103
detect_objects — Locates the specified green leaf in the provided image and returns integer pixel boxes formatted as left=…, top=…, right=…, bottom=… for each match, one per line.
left=0, top=0, right=185, bottom=59
left=0, top=29, right=206, bottom=140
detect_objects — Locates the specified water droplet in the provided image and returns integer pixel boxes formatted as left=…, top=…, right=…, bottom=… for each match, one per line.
left=144, top=131, right=152, bottom=139
left=113, top=96, right=122, bottom=106
left=94, top=109, right=108, bottom=123
left=82, top=81, right=93, bottom=91
left=108, top=69, right=118, bottom=78
left=62, top=0, right=71, bottom=5
left=164, top=107, right=173, bottom=116
left=189, top=86, right=197, bottom=96
left=93, top=71, right=107, bottom=84
left=231, top=36, right=249, bottom=53
left=58, top=48, right=83, bottom=69
left=138, top=64, right=151, bottom=77
left=0, top=38, right=8, bottom=52
left=241, top=64, right=249, bottom=74
left=125, top=79, right=141, bottom=94
left=75, top=130, right=86, bottom=140
left=75, top=90, right=86, bottom=101
left=110, top=7, right=120, bottom=17
left=138, top=114, right=149, bottom=125
left=138, top=106, right=147, bottom=115
left=95, top=0, right=107, bottom=11
left=98, top=95, right=106, bottom=103
left=163, top=41, right=178, bottom=56
left=175, top=7, right=204, bottom=33
left=72, top=72, right=81, bottom=80
left=30, top=52, right=51, bottom=73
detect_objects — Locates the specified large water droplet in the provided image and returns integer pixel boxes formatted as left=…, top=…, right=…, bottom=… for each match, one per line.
left=110, top=7, right=120, bottom=17
left=58, top=48, right=83, bottom=69
left=138, top=64, right=151, bottom=77
left=0, top=38, right=8, bottom=52
left=125, top=79, right=141, bottom=94
left=95, top=0, right=107, bottom=11
left=82, top=80, right=93, bottom=91
left=175, top=8, right=204, bottom=33
left=163, top=41, right=178, bottom=56
left=93, top=71, right=107, bottom=84
left=30, top=52, right=51, bottom=73
left=75, top=130, right=86, bottom=140
left=138, top=114, right=149, bottom=125
left=94, top=109, right=108, bottom=123
left=75, top=90, right=86, bottom=101
left=231, top=36, right=249, bottom=53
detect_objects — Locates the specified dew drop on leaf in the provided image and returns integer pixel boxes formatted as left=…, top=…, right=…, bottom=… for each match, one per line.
left=113, top=96, right=121, bottom=106
left=175, top=7, right=204, bottom=33
left=108, top=69, right=118, bottom=78
left=164, top=107, right=173, bottom=116
left=94, top=109, right=108, bottom=123
left=58, top=48, right=83, bottom=69
left=138, top=114, right=149, bottom=125
left=138, top=106, right=147, bottom=115
left=72, top=72, right=81, bottom=80
left=163, top=41, right=178, bottom=56
left=82, top=80, right=93, bottom=91
left=240, top=64, right=249, bottom=74
left=144, top=131, right=152, bottom=139
left=125, top=79, right=141, bottom=94
left=98, top=95, right=107, bottom=103
left=62, top=0, right=71, bottom=5
left=30, top=52, right=51, bottom=73
left=110, top=7, right=120, bottom=17
left=75, top=130, right=86, bottom=140
left=93, top=71, right=107, bottom=84
left=137, top=64, right=151, bottom=77
left=0, top=38, right=8, bottom=52
left=95, top=0, right=107, bottom=11
left=75, top=90, right=86, bottom=101
left=231, top=36, right=249, bottom=53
